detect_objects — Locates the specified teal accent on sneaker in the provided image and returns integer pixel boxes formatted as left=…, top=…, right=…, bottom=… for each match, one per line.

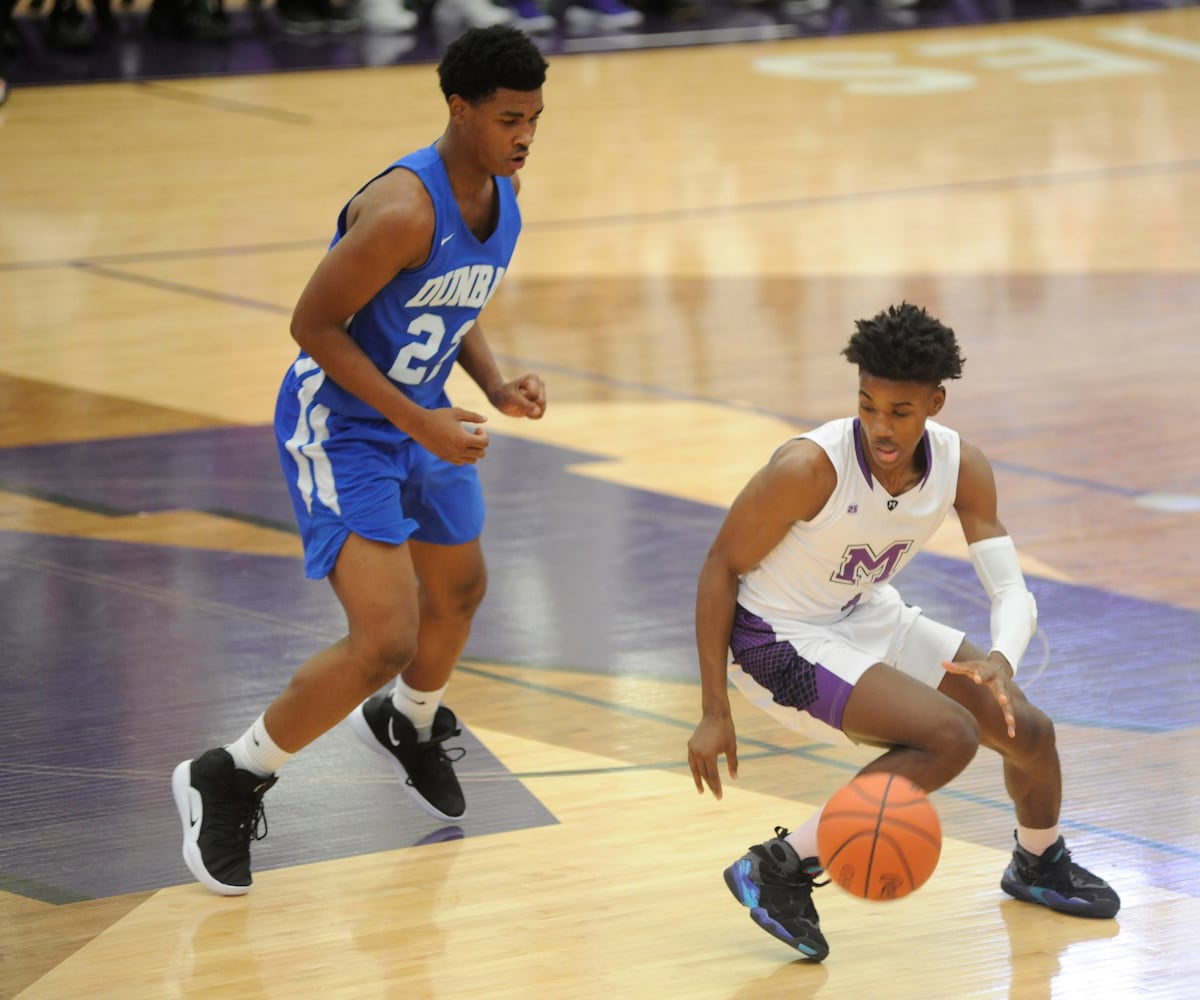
left=1000, top=832, right=1120, bottom=919
left=722, top=826, right=830, bottom=961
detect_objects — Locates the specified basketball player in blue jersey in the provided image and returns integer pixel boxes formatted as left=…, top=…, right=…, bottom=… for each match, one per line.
left=687, top=303, right=1119, bottom=961
left=171, top=25, right=549, bottom=896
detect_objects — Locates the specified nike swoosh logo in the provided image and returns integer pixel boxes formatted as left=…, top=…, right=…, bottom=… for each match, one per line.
left=187, top=790, right=200, bottom=828
left=405, top=694, right=426, bottom=705
left=388, top=718, right=402, bottom=747
left=440, top=233, right=455, bottom=246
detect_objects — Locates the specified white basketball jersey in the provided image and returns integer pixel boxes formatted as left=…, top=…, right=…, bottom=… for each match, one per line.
left=738, top=417, right=961, bottom=626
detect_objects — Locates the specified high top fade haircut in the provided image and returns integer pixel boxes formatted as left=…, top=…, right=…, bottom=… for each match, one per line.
left=842, top=302, right=966, bottom=385
left=438, top=26, right=548, bottom=105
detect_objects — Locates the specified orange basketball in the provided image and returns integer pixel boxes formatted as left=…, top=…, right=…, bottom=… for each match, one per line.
left=817, top=772, right=942, bottom=901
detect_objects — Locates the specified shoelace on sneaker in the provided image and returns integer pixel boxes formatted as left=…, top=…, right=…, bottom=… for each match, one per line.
left=406, top=737, right=465, bottom=787
left=1024, top=843, right=1086, bottom=890
left=758, top=826, right=830, bottom=889
left=208, top=777, right=277, bottom=849
left=757, top=880, right=823, bottom=924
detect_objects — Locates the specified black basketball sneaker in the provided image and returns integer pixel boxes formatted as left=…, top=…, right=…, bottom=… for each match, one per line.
left=1000, top=832, right=1121, bottom=918
left=171, top=748, right=277, bottom=896
left=351, top=693, right=467, bottom=822
left=723, top=826, right=830, bottom=961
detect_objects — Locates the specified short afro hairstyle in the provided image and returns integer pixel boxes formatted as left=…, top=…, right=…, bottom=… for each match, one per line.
left=438, top=26, right=548, bottom=105
left=842, top=302, right=965, bottom=385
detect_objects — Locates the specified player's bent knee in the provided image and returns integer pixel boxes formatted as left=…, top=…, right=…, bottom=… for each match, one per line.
left=353, top=635, right=418, bottom=689
left=426, top=574, right=487, bottom=620
left=1009, top=703, right=1056, bottom=758
left=934, top=708, right=982, bottom=771
left=457, top=575, right=488, bottom=616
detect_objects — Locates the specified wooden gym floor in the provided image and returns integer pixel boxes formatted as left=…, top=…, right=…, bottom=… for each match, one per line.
left=2, top=6, right=1200, bottom=998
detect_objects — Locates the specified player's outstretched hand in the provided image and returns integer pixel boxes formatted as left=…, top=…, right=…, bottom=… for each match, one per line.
left=943, top=656, right=1017, bottom=738
left=688, top=715, right=739, bottom=799
left=490, top=373, right=546, bottom=420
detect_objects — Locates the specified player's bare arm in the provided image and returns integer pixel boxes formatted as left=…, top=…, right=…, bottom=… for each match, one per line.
left=688, top=440, right=837, bottom=798
left=944, top=440, right=1033, bottom=737
left=290, top=171, right=487, bottom=465
left=951, top=440, right=1005, bottom=547
left=456, top=322, right=546, bottom=421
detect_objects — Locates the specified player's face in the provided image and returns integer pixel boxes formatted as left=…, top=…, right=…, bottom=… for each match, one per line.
left=462, top=88, right=544, bottom=177
left=856, top=375, right=945, bottom=474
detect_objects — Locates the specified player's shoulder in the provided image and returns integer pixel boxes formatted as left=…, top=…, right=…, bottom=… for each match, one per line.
left=791, top=417, right=857, bottom=467
left=365, top=166, right=434, bottom=212
left=954, top=434, right=990, bottom=471
left=350, top=168, right=436, bottom=236
left=768, top=436, right=837, bottom=487
left=952, top=434, right=999, bottom=504
left=754, top=437, right=838, bottom=522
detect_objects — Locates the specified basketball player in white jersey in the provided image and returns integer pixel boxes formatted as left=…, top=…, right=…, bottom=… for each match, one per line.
left=687, top=303, right=1119, bottom=961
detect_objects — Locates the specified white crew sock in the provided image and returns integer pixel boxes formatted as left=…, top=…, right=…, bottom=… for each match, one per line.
left=225, top=714, right=291, bottom=777
left=391, top=678, right=446, bottom=741
left=784, top=806, right=825, bottom=862
left=1016, top=824, right=1060, bottom=857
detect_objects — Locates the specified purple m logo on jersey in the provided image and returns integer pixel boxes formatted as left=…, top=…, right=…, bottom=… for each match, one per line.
left=831, top=540, right=913, bottom=586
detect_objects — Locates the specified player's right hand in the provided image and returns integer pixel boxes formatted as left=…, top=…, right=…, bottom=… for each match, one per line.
left=943, top=656, right=1017, bottom=738
left=415, top=406, right=490, bottom=465
left=688, top=715, right=739, bottom=799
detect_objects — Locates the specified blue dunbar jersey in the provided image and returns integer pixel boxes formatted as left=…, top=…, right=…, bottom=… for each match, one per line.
left=298, top=142, right=522, bottom=422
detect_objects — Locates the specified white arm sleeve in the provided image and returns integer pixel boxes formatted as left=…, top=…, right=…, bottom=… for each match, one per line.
left=968, top=535, right=1038, bottom=678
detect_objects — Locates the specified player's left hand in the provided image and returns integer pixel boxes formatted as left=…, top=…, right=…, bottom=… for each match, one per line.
left=688, top=715, right=739, bottom=799
left=943, top=655, right=1017, bottom=738
left=490, top=374, right=546, bottom=419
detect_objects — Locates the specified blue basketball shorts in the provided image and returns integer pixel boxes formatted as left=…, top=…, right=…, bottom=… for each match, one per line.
left=274, top=367, right=485, bottom=580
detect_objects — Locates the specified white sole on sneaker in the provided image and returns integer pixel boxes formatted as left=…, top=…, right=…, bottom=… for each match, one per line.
left=349, top=702, right=467, bottom=823
left=171, top=759, right=251, bottom=897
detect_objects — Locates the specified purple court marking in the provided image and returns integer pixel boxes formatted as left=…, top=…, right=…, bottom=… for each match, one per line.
left=2, top=427, right=1196, bottom=730
left=0, top=528, right=557, bottom=903
left=1, top=426, right=1197, bottom=901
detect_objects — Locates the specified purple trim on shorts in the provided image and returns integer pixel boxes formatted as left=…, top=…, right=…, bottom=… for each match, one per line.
left=729, top=603, right=779, bottom=656
left=730, top=605, right=855, bottom=730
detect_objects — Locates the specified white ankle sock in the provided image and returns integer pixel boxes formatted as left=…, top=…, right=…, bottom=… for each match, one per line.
left=391, top=678, right=446, bottom=741
left=784, top=806, right=825, bottom=861
left=1016, top=824, right=1060, bottom=857
left=225, top=714, right=291, bottom=777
